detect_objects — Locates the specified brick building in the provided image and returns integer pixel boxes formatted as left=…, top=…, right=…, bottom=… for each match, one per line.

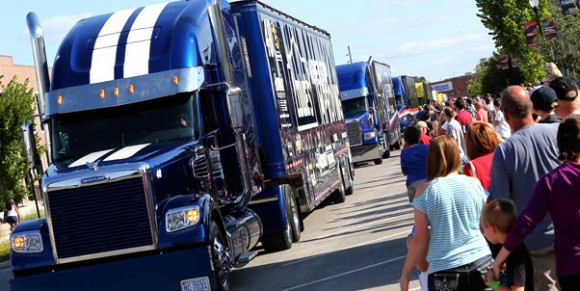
left=429, top=73, right=474, bottom=99
left=0, top=55, right=47, bottom=92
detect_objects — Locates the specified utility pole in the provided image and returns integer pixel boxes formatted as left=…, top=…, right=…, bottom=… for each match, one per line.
left=346, top=46, right=353, bottom=63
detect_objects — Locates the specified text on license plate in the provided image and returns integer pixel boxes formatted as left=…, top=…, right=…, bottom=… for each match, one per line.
left=181, top=277, right=210, bottom=291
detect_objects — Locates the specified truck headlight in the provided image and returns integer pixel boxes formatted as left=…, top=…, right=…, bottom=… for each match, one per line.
left=364, top=132, right=376, bottom=140
left=166, top=206, right=201, bottom=233
left=11, top=231, right=44, bottom=253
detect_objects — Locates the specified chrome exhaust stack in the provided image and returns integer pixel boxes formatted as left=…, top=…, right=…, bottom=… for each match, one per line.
left=26, top=12, right=52, bottom=163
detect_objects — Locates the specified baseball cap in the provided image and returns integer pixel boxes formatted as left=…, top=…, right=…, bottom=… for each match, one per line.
left=416, top=121, right=428, bottom=128
left=530, top=86, right=558, bottom=111
left=550, top=77, right=578, bottom=101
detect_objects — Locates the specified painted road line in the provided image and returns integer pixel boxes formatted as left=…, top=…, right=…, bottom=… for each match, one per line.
left=282, top=230, right=409, bottom=267
left=282, top=255, right=407, bottom=290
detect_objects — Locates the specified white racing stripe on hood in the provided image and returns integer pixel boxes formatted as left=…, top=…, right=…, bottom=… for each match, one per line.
left=69, top=149, right=115, bottom=168
left=124, top=3, right=168, bottom=78
left=90, top=8, right=136, bottom=84
left=104, top=143, right=151, bottom=161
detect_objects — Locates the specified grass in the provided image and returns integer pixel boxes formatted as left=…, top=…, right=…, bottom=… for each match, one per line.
left=0, top=211, right=45, bottom=263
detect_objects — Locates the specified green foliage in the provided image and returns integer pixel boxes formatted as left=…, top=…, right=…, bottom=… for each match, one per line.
left=537, top=6, right=580, bottom=78
left=0, top=75, right=36, bottom=204
left=0, top=240, right=9, bottom=262
left=413, top=76, right=427, bottom=83
left=477, top=0, right=580, bottom=83
left=475, top=0, right=551, bottom=84
left=468, top=52, right=525, bottom=96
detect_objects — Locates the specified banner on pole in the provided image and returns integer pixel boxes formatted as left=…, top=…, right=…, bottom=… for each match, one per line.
left=544, top=19, right=558, bottom=41
left=524, top=21, right=539, bottom=47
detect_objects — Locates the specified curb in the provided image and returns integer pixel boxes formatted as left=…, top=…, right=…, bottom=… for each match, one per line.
left=0, top=260, right=9, bottom=270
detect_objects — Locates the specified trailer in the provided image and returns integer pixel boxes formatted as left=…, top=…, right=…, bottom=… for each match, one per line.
left=392, top=75, right=418, bottom=132
left=12, top=1, right=353, bottom=290
left=337, top=59, right=401, bottom=165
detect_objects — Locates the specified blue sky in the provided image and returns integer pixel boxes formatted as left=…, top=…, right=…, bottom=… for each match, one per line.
left=1, top=0, right=496, bottom=82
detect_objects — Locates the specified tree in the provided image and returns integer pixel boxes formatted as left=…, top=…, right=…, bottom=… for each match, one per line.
left=475, top=0, right=550, bottom=83
left=413, top=76, right=427, bottom=83
left=537, top=6, right=580, bottom=78
left=0, top=75, right=36, bottom=204
left=468, top=52, right=525, bottom=97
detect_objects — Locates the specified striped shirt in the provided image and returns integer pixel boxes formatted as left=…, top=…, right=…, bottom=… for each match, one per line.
left=412, top=174, right=491, bottom=274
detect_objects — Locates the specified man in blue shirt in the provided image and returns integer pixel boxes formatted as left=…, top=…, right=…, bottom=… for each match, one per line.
left=489, top=85, right=561, bottom=290
left=400, top=126, right=429, bottom=203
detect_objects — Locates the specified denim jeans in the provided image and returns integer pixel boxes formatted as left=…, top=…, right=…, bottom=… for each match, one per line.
left=427, top=255, right=493, bottom=291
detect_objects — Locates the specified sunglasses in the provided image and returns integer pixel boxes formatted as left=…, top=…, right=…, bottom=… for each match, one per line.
left=551, top=102, right=560, bottom=109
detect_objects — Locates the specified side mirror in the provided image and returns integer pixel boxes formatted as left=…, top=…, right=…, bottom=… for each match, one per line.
left=21, top=123, right=40, bottom=170
left=226, top=87, right=246, bottom=133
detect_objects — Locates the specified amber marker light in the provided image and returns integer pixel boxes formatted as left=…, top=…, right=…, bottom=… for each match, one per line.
left=186, top=209, right=200, bottom=223
left=129, top=84, right=134, bottom=95
left=100, top=89, right=105, bottom=99
left=114, top=87, right=119, bottom=97
left=12, top=236, right=25, bottom=251
left=173, top=76, right=179, bottom=85
left=57, top=95, right=63, bottom=105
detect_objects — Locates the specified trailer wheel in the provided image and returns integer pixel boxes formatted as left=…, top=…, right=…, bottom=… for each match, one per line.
left=331, top=170, right=346, bottom=204
left=210, top=221, right=231, bottom=291
left=382, top=150, right=391, bottom=159
left=381, top=133, right=391, bottom=159
left=288, top=190, right=302, bottom=243
left=262, top=185, right=294, bottom=252
left=345, top=163, right=354, bottom=195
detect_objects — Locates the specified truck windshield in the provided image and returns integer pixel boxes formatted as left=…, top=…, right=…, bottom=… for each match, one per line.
left=341, top=97, right=368, bottom=116
left=51, top=93, right=197, bottom=165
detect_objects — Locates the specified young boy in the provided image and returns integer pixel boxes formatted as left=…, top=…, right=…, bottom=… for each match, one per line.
left=481, top=199, right=534, bottom=291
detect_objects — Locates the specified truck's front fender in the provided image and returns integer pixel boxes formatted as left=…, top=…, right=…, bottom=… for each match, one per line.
left=10, top=219, right=55, bottom=272
left=157, top=193, right=219, bottom=249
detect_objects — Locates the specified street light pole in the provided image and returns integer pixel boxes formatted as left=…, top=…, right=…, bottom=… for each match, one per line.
left=529, top=0, right=543, bottom=35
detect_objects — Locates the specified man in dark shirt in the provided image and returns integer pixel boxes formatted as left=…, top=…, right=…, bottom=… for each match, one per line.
left=530, top=86, right=562, bottom=124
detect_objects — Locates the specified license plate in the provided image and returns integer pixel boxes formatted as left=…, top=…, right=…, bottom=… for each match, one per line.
left=180, top=277, right=210, bottom=291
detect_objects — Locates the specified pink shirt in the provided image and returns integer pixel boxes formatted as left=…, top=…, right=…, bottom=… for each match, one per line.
left=475, top=108, right=488, bottom=123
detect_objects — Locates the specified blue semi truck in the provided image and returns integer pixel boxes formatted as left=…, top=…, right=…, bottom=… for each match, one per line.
left=337, top=59, right=400, bottom=164
left=392, top=75, right=418, bottom=133
left=13, top=1, right=354, bottom=290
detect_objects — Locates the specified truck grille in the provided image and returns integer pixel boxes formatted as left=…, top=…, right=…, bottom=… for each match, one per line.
left=346, top=121, right=362, bottom=146
left=48, top=177, right=153, bottom=260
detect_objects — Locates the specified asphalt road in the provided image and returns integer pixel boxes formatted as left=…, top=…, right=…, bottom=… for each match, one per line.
left=0, top=150, right=418, bottom=290
left=230, top=150, right=420, bottom=290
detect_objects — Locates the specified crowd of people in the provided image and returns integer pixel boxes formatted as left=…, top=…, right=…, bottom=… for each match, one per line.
left=399, top=75, right=580, bottom=291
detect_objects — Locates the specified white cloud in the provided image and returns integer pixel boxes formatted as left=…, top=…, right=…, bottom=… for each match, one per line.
left=23, top=13, right=93, bottom=43
left=396, top=33, right=483, bottom=53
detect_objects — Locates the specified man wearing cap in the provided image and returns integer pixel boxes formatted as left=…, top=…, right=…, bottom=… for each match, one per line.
left=530, top=86, right=562, bottom=124
left=550, top=76, right=580, bottom=118
left=489, top=85, right=561, bottom=291
left=416, top=121, right=432, bottom=146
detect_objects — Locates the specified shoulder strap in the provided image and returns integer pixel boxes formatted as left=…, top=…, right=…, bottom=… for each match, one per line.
left=469, top=162, right=478, bottom=179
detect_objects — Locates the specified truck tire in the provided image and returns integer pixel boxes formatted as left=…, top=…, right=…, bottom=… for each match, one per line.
left=373, top=158, right=383, bottom=165
left=210, top=221, right=231, bottom=291
left=382, top=150, right=391, bottom=159
left=288, top=190, right=302, bottom=243
left=262, top=185, right=295, bottom=252
left=393, top=141, right=401, bottom=150
left=331, top=173, right=346, bottom=204
left=345, top=163, right=354, bottom=195
left=381, top=133, right=391, bottom=159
